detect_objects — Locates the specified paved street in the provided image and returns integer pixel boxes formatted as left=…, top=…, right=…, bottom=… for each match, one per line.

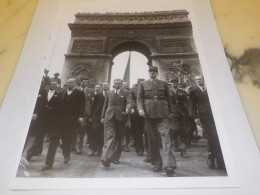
left=17, top=136, right=227, bottom=178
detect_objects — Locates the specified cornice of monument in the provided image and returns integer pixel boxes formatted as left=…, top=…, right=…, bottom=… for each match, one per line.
left=72, top=10, right=190, bottom=25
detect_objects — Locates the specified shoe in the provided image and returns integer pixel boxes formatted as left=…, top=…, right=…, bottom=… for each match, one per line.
left=180, top=150, right=189, bottom=158
left=165, top=167, right=175, bottom=177
left=75, top=148, right=82, bottom=154
left=112, top=160, right=120, bottom=164
left=64, top=155, right=70, bottom=164
left=137, top=151, right=144, bottom=156
left=124, top=147, right=129, bottom=152
left=153, top=164, right=162, bottom=172
left=101, top=160, right=110, bottom=167
left=143, top=158, right=151, bottom=163
left=41, top=164, right=52, bottom=171
left=26, top=152, right=33, bottom=161
left=207, top=155, right=215, bottom=169
left=88, top=150, right=94, bottom=156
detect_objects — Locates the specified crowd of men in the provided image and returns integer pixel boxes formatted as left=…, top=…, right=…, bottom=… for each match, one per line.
left=23, top=66, right=226, bottom=177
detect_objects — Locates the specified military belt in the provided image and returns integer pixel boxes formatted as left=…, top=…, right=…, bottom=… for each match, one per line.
left=145, top=96, right=165, bottom=101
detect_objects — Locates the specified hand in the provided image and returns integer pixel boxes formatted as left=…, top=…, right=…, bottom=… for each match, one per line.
left=188, top=112, right=193, bottom=118
left=138, top=110, right=145, bottom=117
left=169, top=113, right=174, bottom=118
left=101, top=118, right=105, bottom=124
left=78, top=117, right=84, bottom=124
left=130, top=109, right=135, bottom=114
left=122, top=109, right=129, bottom=115
left=32, top=114, right=38, bottom=120
left=195, top=118, right=201, bottom=126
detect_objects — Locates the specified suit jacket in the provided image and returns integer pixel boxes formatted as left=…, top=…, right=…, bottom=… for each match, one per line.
left=169, top=88, right=191, bottom=117
left=34, top=89, right=59, bottom=123
left=137, top=79, right=173, bottom=118
left=82, top=87, right=95, bottom=118
left=58, top=88, right=85, bottom=122
left=101, top=88, right=132, bottom=121
left=190, top=86, right=213, bottom=119
left=90, top=92, right=106, bottom=121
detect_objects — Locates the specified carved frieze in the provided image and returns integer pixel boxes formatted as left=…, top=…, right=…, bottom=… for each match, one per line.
left=71, top=64, right=93, bottom=85
left=74, top=11, right=190, bottom=25
left=72, top=40, right=103, bottom=54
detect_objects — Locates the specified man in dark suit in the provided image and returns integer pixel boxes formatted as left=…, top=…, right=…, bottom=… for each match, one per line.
left=130, top=78, right=145, bottom=156
left=89, top=82, right=110, bottom=156
left=168, top=78, right=193, bottom=158
left=42, top=78, right=85, bottom=170
left=26, top=81, right=59, bottom=160
left=75, top=79, right=94, bottom=155
left=100, top=79, right=132, bottom=167
left=137, top=66, right=176, bottom=176
left=190, top=75, right=225, bottom=170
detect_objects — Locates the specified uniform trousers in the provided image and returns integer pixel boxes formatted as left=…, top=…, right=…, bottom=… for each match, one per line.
left=101, top=118, right=125, bottom=162
left=45, top=121, right=77, bottom=167
left=145, top=118, right=176, bottom=168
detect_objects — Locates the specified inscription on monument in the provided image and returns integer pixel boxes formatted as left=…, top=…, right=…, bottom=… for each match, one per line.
left=72, top=40, right=103, bottom=53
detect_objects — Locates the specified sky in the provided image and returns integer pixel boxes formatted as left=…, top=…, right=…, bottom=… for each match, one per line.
left=110, top=51, right=150, bottom=88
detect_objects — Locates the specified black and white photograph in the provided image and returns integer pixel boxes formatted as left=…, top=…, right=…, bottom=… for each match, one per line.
left=14, top=2, right=229, bottom=179
left=1, top=0, right=260, bottom=192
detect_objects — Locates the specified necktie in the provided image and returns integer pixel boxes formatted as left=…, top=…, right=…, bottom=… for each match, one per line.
left=202, top=86, right=207, bottom=93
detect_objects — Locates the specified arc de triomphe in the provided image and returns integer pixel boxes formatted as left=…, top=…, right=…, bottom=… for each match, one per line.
left=61, top=11, right=202, bottom=86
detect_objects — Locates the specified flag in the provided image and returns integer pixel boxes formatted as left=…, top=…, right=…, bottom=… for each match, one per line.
left=123, top=52, right=131, bottom=88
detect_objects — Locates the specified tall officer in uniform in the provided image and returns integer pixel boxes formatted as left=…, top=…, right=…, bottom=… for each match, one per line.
left=137, top=66, right=176, bottom=176
left=168, top=78, right=193, bottom=158
left=100, top=79, right=132, bottom=167
left=190, top=75, right=225, bottom=170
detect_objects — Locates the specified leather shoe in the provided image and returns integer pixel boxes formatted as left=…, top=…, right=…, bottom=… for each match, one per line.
left=180, top=150, right=189, bottom=158
left=41, top=164, right=52, bottom=171
left=143, top=158, right=151, bottom=163
left=88, top=150, right=94, bottom=156
left=165, top=167, right=175, bottom=177
left=26, top=152, right=33, bottom=161
left=153, top=164, right=162, bottom=172
left=112, top=160, right=120, bottom=164
left=64, top=155, right=70, bottom=164
left=207, top=155, right=216, bottom=169
left=101, top=160, right=110, bottom=167
left=75, top=148, right=82, bottom=154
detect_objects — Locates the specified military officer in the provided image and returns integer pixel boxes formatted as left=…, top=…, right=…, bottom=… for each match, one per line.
left=137, top=66, right=176, bottom=176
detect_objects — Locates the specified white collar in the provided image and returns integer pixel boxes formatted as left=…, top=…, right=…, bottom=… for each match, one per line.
left=114, top=88, right=121, bottom=94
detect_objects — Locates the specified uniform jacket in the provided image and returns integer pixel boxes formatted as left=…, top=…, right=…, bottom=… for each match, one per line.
left=169, top=88, right=191, bottom=117
left=90, top=92, right=106, bottom=121
left=58, top=88, right=85, bottom=122
left=190, top=86, right=213, bottom=119
left=137, top=79, right=173, bottom=118
left=101, top=88, right=132, bottom=121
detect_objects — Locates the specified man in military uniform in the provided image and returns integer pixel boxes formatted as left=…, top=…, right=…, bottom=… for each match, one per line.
left=137, top=66, right=176, bottom=176
left=130, top=78, right=145, bottom=156
left=169, top=78, right=193, bottom=158
left=190, top=75, right=225, bottom=170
